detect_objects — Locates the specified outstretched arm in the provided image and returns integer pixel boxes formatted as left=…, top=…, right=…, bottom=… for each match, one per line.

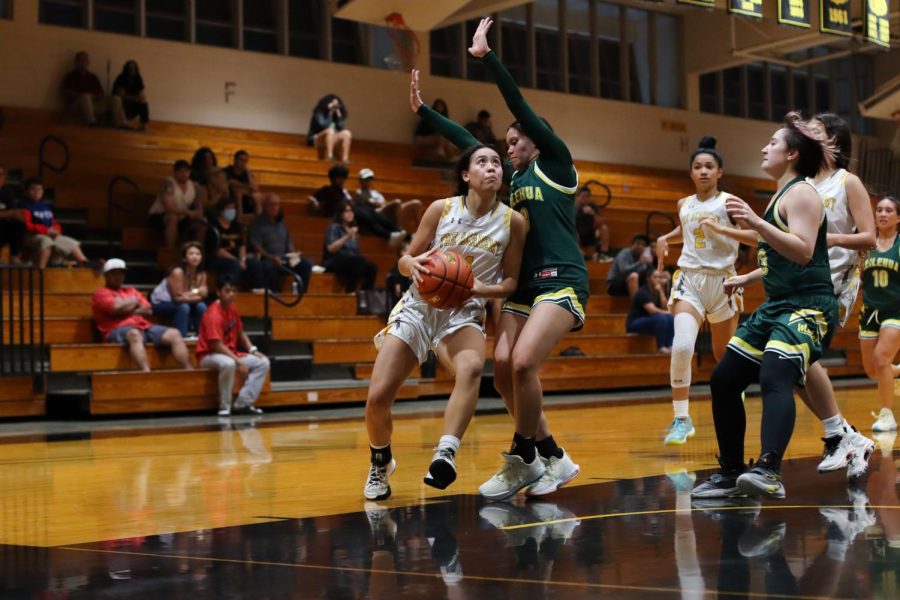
left=410, top=69, right=478, bottom=151
left=469, top=18, right=574, bottom=185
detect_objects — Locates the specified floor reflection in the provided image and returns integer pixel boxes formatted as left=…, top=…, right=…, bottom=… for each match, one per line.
left=2, top=451, right=899, bottom=599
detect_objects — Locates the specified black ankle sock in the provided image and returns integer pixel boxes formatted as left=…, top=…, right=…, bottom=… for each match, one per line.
left=510, top=433, right=536, bottom=463
left=370, top=444, right=392, bottom=467
left=536, top=435, right=564, bottom=460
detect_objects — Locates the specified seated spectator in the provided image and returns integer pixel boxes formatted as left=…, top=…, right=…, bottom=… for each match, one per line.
left=352, top=168, right=406, bottom=247
left=92, top=258, right=193, bottom=371
left=309, top=164, right=353, bottom=219
left=248, top=194, right=313, bottom=293
left=386, top=239, right=412, bottom=311
left=626, top=270, right=674, bottom=354
left=199, top=167, right=230, bottom=215
left=323, top=202, right=377, bottom=293
left=465, top=109, right=499, bottom=148
left=574, top=185, right=611, bottom=262
left=206, top=197, right=264, bottom=290
left=112, top=60, right=149, bottom=131
left=190, top=147, right=217, bottom=187
left=414, top=99, right=457, bottom=160
left=307, top=94, right=352, bottom=162
left=356, top=168, right=421, bottom=239
left=61, top=51, right=125, bottom=128
left=148, top=159, right=205, bottom=249
left=607, top=234, right=652, bottom=298
left=196, top=276, right=270, bottom=416
left=225, top=150, right=264, bottom=215
left=21, top=178, right=92, bottom=269
left=150, top=241, right=208, bottom=339
left=0, top=166, right=25, bottom=263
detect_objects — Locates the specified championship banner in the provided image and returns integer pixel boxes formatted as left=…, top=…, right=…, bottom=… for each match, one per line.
left=865, top=0, right=891, bottom=47
left=729, top=0, right=763, bottom=19
left=778, top=0, right=811, bottom=27
left=677, top=0, right=715, bottom=9
left=820, top=0, right=852, bottom=36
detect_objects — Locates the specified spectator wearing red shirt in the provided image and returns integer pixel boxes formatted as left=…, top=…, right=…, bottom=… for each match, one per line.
left=92, top=259, right=193, bottom=371
left=61, top=51, right=126, bottom=128
left=21, top=179, right=92, bottom=269
left=196, top=276, right=269, bottom=416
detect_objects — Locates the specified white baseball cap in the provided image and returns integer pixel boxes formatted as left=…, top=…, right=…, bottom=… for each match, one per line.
left=359, top=168, right=375, bottom=180
left=103, top=258, right=127, bottom=273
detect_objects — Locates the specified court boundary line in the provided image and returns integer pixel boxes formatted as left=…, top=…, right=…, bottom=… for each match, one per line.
left=53, top=545, right=851, bottom=600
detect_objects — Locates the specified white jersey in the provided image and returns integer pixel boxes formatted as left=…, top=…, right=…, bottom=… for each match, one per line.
left=149, top=177, right=197, bottom=215
left=412, top=196, right=513, bottom=309
left=677, top=191, right=740, bottom=273
left=810, top=168, right=857, bottom=289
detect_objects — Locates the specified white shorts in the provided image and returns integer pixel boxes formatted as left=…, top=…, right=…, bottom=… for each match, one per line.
left=373, top=292, right=486, bottom=364
left=833, top=265, right=860, bottom=327
left=668, top=269, right=742, bottom=324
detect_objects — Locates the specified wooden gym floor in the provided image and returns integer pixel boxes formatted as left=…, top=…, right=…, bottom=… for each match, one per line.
left=0, top=385, right=897, bottom=598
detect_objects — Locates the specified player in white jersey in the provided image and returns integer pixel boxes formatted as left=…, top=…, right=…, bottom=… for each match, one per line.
left=797, top=113, right=875, bottom=478
left=363, top=144, right=526, bottom=501
left=656, top=137, right=758, bottom=445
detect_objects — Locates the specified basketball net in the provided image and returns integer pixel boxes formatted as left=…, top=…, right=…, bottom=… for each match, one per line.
left=384, top=12, right=420, bottom=71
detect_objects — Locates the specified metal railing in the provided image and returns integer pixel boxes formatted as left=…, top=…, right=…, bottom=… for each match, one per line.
left=261, top=264, right=305, bottom=352
left=37, top=135, right=69, bottom=182
left=582, top=179, right=612, bottom=208
left=0, top=266, right=45, bottom=377
left=106, top=175, right=140, bottom=255
left=645, top=210, right=676, bottom=241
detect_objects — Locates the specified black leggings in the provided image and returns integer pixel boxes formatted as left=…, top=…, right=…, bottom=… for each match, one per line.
left=325, top=254, right=377, bottom=292
left=710, top=348, right=803, bottom=469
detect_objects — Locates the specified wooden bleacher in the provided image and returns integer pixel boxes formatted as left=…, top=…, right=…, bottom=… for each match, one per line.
left=0, top=107, right=865, bottom=417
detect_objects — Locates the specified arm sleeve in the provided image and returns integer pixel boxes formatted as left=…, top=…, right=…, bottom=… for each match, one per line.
left=92, top=288, right=117, bottom=314
left=416, top=104, right=478, bottom=150
left=324, top=224, right=343, bottom=247
left=23, top=209, right=49, bottom=235
left=481, top=52, right=575, bottom=186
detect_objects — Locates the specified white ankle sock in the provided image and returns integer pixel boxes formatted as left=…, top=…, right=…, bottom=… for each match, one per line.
left=673, top=400, right=690, bottom=419
left=438, top=435, right=460, bottom=455
left=822, top=414, right=844, bottom=437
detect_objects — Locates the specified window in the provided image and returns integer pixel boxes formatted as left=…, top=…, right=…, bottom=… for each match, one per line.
left=289, top=0, right=324, bottom=59
left=566, top=0, right=591, bottom=96
left=196, top=0, right=234, bottom=48
left=700, top=72, right=718, bottom=113
left=244, top=0, right=278, bottom=53
left=465, top=19, right=496, bottom=82
left=430, top=24, right=462, bottom=78
left=626, top=8, right=650, bottom=104
left=723, top=66, right=742, bottom=117
left=596, top=2, right=621, bottom=100
left=770, top=66, right=789, bottom=120
left=534, top=0, right=562, bottom=91
left=40, top=0, right=86, bottom=28
left=331, top=17, right=364, bottom=65
left=747, top=63, right=765, bottom=120
left=146, top=0, right=186, bottom=41
left=654, top=13, right=680, bottom=108
left=95, top=0, right=136, bottom=35
left=499, top=5, right=529, bottom=87
left=0, top=0, right=12, bottom=19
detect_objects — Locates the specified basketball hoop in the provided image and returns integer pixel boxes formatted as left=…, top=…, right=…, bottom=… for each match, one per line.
left=384, top=12, right=420, bottom=71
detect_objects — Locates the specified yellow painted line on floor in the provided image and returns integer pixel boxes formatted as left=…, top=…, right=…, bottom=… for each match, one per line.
left=54, top=546, right=847, bottom=600
left=500, top=504, right=900, bottom=530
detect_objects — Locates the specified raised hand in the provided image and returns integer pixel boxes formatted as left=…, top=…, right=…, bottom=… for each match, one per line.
left=468, top=17, right=493, bottom=58
left=409, top=69, right=425, bottom=113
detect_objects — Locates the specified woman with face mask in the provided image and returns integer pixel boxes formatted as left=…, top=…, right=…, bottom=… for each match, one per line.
left=206, top=197, right=263, bottom=290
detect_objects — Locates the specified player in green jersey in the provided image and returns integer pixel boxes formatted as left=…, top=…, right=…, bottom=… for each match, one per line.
left=860, top=196, right=900, bottom=433
left=409, top=19, right=587, bottom=501
left=692, top=113, right=838, bottom=500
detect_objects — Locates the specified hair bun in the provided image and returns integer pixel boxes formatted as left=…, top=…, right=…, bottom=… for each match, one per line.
left=698, top=136, right=717, bottom=150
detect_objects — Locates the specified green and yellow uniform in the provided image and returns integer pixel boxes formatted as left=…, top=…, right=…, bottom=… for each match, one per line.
left=859, top=232, right=900, bottom=339
left=417, top=52, right=589, bottom=329
left=728, top=177, right=838, bottom=381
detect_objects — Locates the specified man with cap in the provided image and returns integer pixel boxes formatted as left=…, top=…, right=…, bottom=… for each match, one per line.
left=353, top=168, right=407, bottom=247
left=92, top=259, right=194, bottom=371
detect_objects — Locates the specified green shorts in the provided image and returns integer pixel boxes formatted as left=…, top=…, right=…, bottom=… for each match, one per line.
left=727, top=295, right=838, bottom=384
left=502, top=284, right=589, bottom=332
left=859, top=305, right=900, bottom=340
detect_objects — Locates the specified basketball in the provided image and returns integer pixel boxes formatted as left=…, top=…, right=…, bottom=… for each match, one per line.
left=417, top=250, right=474, bottom=310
